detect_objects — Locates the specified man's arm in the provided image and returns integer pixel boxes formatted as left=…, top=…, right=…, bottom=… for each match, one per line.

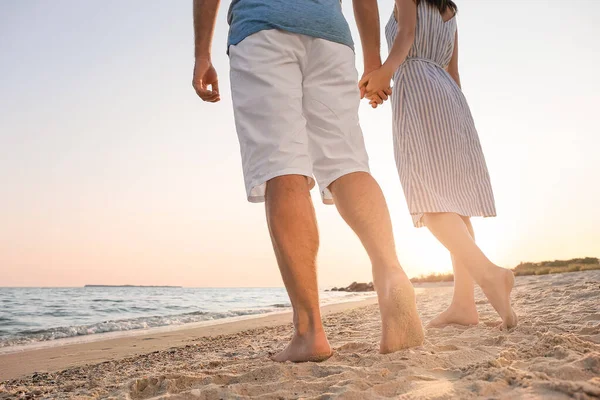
left=353, top=0, right=391, bottom=106
left=194, top=0, right=220, bottom=58
left=352, top=0, right=382, bottom=74
left=192, top=0, right=221, bottom=102
left=358, top=0, right=416, bottom=103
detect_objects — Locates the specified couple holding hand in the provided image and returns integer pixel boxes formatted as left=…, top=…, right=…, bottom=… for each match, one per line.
left=193, top=0, right=517, bottom=362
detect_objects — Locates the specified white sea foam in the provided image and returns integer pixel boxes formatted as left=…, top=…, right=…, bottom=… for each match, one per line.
left=0, top=287, right=375, bottom=350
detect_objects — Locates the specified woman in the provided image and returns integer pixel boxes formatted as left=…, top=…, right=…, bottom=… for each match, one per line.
left=360, top=0, right=517, bottom=329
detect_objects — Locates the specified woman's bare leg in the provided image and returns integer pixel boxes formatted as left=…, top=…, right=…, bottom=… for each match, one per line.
left=423, top=213, right=517, bottom=329
left=428, top=217, right=479, bottom=327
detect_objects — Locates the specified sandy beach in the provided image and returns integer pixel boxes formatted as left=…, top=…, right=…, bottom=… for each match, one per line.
left=1, top=270, right=599, bottom=399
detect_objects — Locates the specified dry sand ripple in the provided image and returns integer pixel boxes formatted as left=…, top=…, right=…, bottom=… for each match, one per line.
left=1, top=270, right=599, bottom=399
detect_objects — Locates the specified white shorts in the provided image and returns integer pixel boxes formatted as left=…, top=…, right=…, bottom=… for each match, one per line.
left=229, top=29, right=370, bottom=204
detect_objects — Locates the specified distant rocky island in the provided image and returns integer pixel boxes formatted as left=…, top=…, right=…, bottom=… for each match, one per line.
left=328, top=282, right=375, bottom=292
left=84, top=285, right=182, bottom=288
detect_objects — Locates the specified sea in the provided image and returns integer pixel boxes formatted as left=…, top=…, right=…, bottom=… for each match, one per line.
left=0, top=287, right=375, bottom=352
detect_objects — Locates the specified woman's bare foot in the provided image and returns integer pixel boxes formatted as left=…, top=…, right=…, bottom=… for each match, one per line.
left=427, top=303, right=479, bottom=327
left=271, top=329, right=332, bottom=363
left=480, top=266, right=518, bottom=330
left=377, top=270, right=425, bottom=354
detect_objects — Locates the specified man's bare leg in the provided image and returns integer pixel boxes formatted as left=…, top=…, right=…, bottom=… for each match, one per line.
left=329, top=172, right=424, bottom=353
left=266, top=175, right=332, bottom=362
left=423, top=212, right=517, bottom=329
left=428, top=217, right=479, bottom=327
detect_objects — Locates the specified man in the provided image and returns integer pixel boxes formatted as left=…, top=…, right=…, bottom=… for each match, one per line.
left=193, top=0, right=424, bottom=362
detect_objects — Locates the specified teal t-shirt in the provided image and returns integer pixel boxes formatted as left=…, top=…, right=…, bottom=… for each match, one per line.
left=227, top=0, right=354, bottom=51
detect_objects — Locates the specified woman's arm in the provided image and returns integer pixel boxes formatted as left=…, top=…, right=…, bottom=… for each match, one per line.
left=359, top=0, right=417, bottom=100
left=384, top=0, right=417, bottom=74
left=446, top=30, right=461, bottom=88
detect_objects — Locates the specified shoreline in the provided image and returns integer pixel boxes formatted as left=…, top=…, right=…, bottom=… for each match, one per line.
left=0, top=297, right=378, bottom=381
left=0, top=292, right=376, bottom=355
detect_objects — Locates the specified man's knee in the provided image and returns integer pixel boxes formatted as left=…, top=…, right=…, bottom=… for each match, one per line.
left=266, top=174, right=311, bottom=200
left=328, top=171, right=372, bottom=195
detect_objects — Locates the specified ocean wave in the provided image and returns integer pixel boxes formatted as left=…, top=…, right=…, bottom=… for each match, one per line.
left=0, top=318, right=18, bottom=326
left=0, top=306, right=290, bottom=348
left=270, top=303, right=290, bottom=308
left=91, top=299, right=125, bottom=303
left=0, top=288, right=376, bottom=349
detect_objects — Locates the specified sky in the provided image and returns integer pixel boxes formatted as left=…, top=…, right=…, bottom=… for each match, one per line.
left=1, top=1, right=599, bottom=287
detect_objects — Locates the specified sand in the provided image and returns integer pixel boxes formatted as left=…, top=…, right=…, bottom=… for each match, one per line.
left=1, top=270, right=599, bottom=399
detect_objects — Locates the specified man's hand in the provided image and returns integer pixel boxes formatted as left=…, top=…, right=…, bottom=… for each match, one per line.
left=360, top=64, right=392, bottom=109
left=353, top=0, right=390, bottom=109
left=193, top=57, right=220, bottom=102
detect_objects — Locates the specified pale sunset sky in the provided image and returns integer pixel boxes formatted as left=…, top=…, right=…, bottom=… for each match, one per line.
left=1, top=1, right=598, bottom=287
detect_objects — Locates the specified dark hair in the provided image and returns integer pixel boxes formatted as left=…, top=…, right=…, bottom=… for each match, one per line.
left=417, top=0, right=458, bottom=13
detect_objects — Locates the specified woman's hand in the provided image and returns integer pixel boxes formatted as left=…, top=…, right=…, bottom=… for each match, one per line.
left=359, top=65, right=394, bottom=109
left=366, top=88, right=392, bottom=108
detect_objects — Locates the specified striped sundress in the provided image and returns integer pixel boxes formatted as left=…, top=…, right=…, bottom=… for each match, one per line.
left=385, top=2, right=497, bottom=228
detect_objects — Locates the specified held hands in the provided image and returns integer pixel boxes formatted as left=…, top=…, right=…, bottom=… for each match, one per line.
left=359, top=64, right=394, bottom=109
left=193, top=57, right=220, bottom=102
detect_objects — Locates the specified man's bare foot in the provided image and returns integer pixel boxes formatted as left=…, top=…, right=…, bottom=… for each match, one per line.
left=377, top=270, right=425, bottom=354
left=427, top=302, right=479, bottom=327
left=271, top=329, right=332, bottom=363
left=480, top=266, right=518, bottom=330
